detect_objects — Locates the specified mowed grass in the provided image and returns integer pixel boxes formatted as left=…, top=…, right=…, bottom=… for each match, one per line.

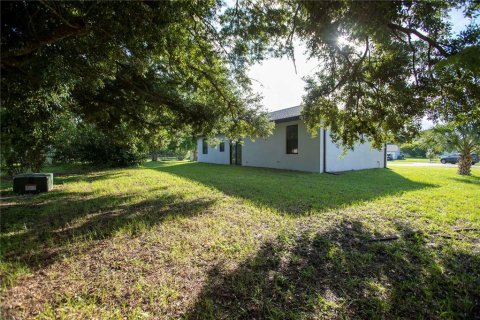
left=1, top=162, right=479, bottom=319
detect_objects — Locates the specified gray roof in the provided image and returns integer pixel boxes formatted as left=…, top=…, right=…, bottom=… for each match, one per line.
left=268, top=105, right=302, bottom=122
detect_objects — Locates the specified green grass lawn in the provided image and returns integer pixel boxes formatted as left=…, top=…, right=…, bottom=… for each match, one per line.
left=1, top=162, right=479, bottom=319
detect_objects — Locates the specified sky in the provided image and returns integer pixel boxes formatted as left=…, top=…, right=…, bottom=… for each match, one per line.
left=247, top=8, right=476, bottom=129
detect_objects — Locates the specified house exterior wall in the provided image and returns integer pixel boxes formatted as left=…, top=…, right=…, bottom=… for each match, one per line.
left=242, top=120, right=321, bottom=172
left=386, top=144, right=401, bottom=159
left=196, top=124, right=385, bottom=173
left=196, top=136, right=230, bottom=165
left=325, top=132, right=385, bottom=172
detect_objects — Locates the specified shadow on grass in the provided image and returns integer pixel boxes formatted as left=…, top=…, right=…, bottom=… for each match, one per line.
left=448, top=175, right=480, bottom=186
left=145, top=162, right=437, bottom=215
left=1, top=169, right=216, bottom=273
left=184, top=219, right=480, bottom=319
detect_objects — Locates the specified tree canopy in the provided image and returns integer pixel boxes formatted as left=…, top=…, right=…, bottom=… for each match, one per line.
left=2, top=1, right=479, bottom=173
left=221, top=0, right=480, bottom=148
left=1, top=0, right=273, bottom=172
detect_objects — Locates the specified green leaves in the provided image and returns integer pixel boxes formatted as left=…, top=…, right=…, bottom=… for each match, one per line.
left=436, top=45, right=480, bottom=73
left=2, top=0, right=478, bottom=172
left=1, top=1, right=272, bottom=172
left=425, top=123, right=480, bottom=175
left=222, top=0, right=479, bottom=149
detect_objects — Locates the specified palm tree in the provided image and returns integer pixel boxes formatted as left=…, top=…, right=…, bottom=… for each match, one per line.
left=432, top=124, right=480, bottom=175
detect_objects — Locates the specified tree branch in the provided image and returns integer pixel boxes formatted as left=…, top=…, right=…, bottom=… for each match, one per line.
left=187, top=63, right=233, bottom=106
left=1, top=19, right=86, bottom=67
left=287, top=3, right=301, bottom=74
left=39, top=0, right=78, bottom=28
left=407, top=33, right=419, bottom=86
left=328, top=37, right=369, bottom=95
left=387, top=22, right=451, bottom=57
left=192, top=13, right=230, bottom=57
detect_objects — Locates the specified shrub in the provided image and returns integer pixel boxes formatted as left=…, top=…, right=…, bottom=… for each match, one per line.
left=52, top=122, right=148, bottom=166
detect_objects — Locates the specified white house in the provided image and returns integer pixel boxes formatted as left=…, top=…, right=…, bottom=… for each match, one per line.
left=197, top=106, right=386, bottom=173
left=386, top=144, right=401, bottom=160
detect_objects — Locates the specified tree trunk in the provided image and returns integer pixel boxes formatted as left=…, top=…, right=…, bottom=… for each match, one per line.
left=193, top=145, right=198, bottom=161
left=26, top=148, right=46, bottom=173
left=458, top=152, right=472, bottom=175
left=151, top=150, right=158, bottom=162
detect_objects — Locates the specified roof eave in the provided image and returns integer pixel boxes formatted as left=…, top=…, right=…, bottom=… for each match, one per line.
left=273, top=116, right=301, bottom=123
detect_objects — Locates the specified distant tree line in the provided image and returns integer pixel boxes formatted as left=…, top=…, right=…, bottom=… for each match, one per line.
left=399, top=142, right=428, bottom=158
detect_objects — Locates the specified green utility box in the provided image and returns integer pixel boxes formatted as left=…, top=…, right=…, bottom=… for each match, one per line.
left=13, top=173, right=53, bottom=194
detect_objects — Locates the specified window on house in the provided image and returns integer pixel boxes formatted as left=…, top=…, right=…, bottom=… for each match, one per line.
left=286, top=125, right=298, bottom=154
left=202, top=139, right=208, bottom=154
left=219, top=141, right=225, bottom=152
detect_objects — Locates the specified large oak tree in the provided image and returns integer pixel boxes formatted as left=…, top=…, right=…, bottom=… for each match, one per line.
left=221, top=0, right=480, bottom=148
left=2, top=0, right=479, bottom=174
left=1, top=0, right=273, bottom=172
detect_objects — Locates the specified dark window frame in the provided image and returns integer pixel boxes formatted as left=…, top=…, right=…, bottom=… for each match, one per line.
left=202, top=139, right=208, bottom=154
left=219, top=141, right=225, bottom=152
left=286, top=125, right=298, bottom=154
